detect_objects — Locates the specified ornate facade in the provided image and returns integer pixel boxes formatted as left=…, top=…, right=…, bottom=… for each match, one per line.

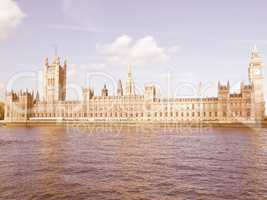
left=4, top=47, right=266, bottom=123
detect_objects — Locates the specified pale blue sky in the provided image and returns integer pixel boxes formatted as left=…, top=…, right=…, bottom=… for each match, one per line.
left=1, top=0, right=267, bottom=100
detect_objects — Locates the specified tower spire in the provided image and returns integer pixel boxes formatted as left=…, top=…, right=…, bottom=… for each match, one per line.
left=251, top=44, right=259, bottom=58
left=126, top=64, right=135, bottom=96
left=128, top=64, right=132, bottom=77
left=252, top=44, right=257, bottom=53
left=117, top=79, right=123, bottom=96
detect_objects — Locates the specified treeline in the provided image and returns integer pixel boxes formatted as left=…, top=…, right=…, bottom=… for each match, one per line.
left=0, top=102, right=4, bottom=120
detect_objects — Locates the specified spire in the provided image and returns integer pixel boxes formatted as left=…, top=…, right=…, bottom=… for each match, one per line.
left=118, top=79, right=122, bottom=88
left=126, top=64, right=135, bottom=96
left=128, top=65, right=132, bottom=77
left=101, top=84, right=108, bottom=97
left=252, top=44, right=258, bottom=53
left=44, top=57, right=49, bottom=66
left=240, top=81, right=244, bottom=89
left=227, top=81, right=230, bottom=89
left=251, top=44, right=260, bottom=58
left=36, top=91, right=39, bottom=102
left=197, top=82, right=202, bottom=97
left=52, top=45, right=60, bottom=64
left=117, top=79, right=123, bottom=96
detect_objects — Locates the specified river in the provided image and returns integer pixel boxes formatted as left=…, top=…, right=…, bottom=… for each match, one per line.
left=0, top=125, right=266, bottom=199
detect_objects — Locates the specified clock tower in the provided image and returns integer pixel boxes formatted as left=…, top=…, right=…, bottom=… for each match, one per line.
left=248, top=45, right=265, bottom=120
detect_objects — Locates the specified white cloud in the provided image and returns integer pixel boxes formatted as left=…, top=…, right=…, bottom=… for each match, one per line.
left=0, top=0, right=25, bottom=39
left=97, top=35, right=171, bottom=67
left=167, top=45, right=181, bottom=54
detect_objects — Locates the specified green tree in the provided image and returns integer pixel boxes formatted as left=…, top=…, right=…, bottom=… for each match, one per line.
left=0, top=102, right=4, bottom=120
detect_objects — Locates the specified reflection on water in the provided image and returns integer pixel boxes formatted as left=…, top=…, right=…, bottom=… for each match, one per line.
left=0, top=125, right=267, bottom=200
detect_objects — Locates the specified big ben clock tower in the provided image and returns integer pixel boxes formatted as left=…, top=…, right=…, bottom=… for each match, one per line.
left=248, top=45, right=265, bottom=120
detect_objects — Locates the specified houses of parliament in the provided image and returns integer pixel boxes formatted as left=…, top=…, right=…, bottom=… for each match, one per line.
left=4, top=46, right=266, bottom=124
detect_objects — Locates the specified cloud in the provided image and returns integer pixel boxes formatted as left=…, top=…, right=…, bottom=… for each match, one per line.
left=97, top=35, right=171, bottom=67
left=0, top=0, right=25, bottom=39
left=167, top=45, right=181, bottom=54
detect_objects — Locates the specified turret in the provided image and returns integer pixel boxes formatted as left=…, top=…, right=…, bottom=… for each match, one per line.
left=82, top=88, right=94, bottom=101
left=240, top=82, right=252, bottom=99
left=63, top=59, right=67, bottom=70
left=217, top=82, right=230, bottom=120
left=144, top=85, right=156, bottom=101
left=44, top=57, right=49, bottom=66
left=218, top=81, right=230, bottom=99
left=125, top=65, right=135, bottom=96
left=101, top=84, right=108, bottom=97
left=36, top=91, right=40, bottom=102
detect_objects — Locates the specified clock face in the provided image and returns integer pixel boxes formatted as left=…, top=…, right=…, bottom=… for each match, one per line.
left=254, top=69, right=261, bottom=75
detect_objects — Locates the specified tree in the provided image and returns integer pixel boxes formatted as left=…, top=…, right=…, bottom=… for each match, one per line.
left=0, top=102, right=4, bottom=120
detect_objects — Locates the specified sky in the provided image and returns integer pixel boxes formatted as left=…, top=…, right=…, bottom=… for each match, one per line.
left=1, top=0, right=267, bottom=100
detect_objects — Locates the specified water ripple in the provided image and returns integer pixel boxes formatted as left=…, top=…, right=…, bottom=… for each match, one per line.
left=0, top=126, right=267, bottom=199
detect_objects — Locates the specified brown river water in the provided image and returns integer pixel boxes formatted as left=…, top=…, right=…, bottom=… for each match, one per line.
left=0, top=125, right=267, bottom=200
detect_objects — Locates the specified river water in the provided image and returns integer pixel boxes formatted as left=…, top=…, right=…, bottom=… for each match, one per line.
left=0, top=125, right=267, bottom=200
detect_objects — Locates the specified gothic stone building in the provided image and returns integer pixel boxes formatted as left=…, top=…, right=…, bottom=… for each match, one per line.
left=4, top=47, right=265, bottom=123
